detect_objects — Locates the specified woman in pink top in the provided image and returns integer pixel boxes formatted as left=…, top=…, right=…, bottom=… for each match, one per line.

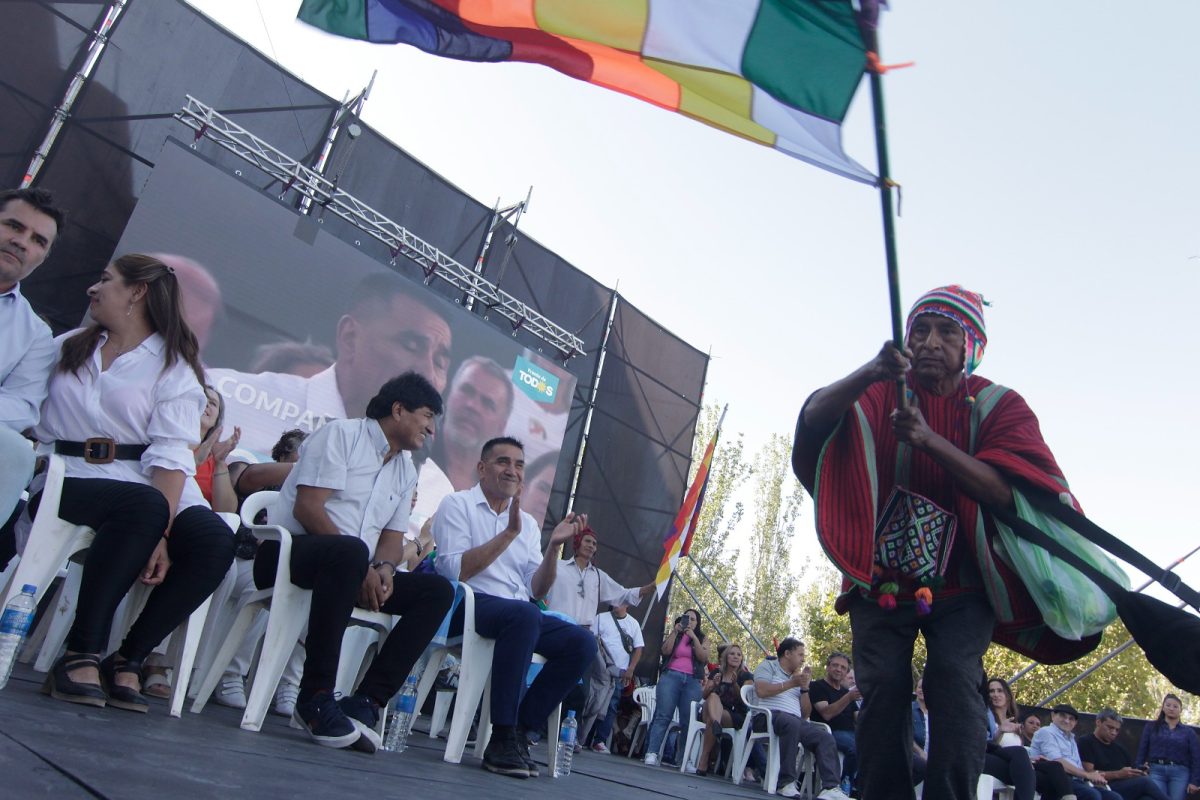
left=643, top=608, right=709, bottom=766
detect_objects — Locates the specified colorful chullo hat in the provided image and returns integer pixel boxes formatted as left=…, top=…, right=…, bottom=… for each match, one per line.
left=904, top=285, right=988, bottom=378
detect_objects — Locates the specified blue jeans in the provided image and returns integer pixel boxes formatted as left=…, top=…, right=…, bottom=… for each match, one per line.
left=1149, top=764, right=1190, bottom=800
left=1110, top=775, right=1170, bottom=800
left=1071, top=777, right=1123, bottom=800
left=832, top=728, right=858, bottom=780
left=646, top=669, right=700, bottom=757
left=593, top=681, right=623, bottom=743
left=449, top=593, right=596, bottom=729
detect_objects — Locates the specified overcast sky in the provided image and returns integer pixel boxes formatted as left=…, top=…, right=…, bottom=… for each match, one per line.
left=185, top=2, right=1200, bottom=603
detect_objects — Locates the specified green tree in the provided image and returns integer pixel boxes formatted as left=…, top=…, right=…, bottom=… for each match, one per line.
left=741, top=433, right=804, bottom=647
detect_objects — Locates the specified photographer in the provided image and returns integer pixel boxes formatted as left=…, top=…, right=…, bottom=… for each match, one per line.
left=642, top=608, right=709, bottom=766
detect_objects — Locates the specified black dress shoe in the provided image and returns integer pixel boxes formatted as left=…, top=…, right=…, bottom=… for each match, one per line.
left=99, top=654, right=149, bottom=713
left=482, top=729, right=531, bottom=778
left=42, top=653, right=107, bottom=708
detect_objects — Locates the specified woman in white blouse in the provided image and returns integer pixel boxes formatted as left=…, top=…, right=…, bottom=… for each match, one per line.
left=32, top=254, right=235, bottom=713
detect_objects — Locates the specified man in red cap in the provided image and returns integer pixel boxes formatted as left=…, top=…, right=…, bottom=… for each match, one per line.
left=543, top=525, right=654, bottom=747
left=792, top=286, right=1089, bottom=800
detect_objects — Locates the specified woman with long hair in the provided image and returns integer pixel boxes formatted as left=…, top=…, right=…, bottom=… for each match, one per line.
left=643, top=607, right=709, bottom=766
left=192, top=385, right=239, bottom=514
left=1135, top=693, right=1200, bottom=800
left=983, top=677, right=1073, bottom=800
left=694, top=642, right=753, bottom=776
left=31, top=254, right=235, bottom=713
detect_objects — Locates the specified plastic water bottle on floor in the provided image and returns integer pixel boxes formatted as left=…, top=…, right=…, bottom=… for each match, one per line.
left=0, top=585, right=37, bottom=691
left=383, top=674, right=419, bottom=752
left=553, top=710, right=578, bottom=777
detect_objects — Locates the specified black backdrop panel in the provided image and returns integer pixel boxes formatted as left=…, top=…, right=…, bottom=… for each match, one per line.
left=0, top=2, right=104, bottom=188
left=317, top=125, right=492, bottom=304
left=19, top=0, right=339, bottom=332
left=482, top=223, right=613, bottom=531
left=572, top=298, right=708, bottom=668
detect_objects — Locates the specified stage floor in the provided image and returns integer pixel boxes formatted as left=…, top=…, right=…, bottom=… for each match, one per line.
left=0, top=664, right=765, bottom=799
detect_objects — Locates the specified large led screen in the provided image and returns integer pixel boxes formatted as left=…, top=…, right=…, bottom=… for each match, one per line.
left=110, top=140, right=577, bottom=524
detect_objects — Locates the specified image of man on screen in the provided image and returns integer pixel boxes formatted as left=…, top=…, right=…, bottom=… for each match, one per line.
left=434, top=356, right=514, bottom=491
left=208, top=272, right=454, bottom=513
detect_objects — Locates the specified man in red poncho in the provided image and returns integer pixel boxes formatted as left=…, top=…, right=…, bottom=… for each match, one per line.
left=792, top=286, right=1097, bottom=800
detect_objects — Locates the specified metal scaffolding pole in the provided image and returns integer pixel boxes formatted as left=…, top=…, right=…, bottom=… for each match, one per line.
left=22, top=0, right=130, bottom=187
left=299, top=71, right=375, bottom=215
left=675, top=571, right=727, bottom=643
left=565, top=292, right=618, bottom=513
left=175, top=96, right=584, bottom=361
left=686, top=555, right=769, bottom=657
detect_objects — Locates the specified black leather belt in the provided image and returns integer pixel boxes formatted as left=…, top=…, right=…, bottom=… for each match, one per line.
left=55, top=438, right=148, bottom=464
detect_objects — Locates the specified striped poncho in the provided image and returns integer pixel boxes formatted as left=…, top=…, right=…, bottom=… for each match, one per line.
left=793, top=375, right=1101, bottom=664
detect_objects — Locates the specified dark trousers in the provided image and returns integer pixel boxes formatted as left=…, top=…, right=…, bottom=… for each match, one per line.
left=254, top=536, right=454, bottom=703
left=1109, top=776, right=1170, bottom=800
left=448, top=592, right=596, bottom=730
left=984, top=745, right=1038, bottom=800
left=1073, top=777, right=1124, bottom=800
left=1033, top=760, right=1074, bottom=800
left=849, top=591, right=995, bottom=800
left=46, top=478, right=235, bottom=660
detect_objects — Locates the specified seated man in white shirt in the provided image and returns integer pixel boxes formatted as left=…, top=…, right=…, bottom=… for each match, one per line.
left=255, top=372, right=455, bottom=752
left=0, top=188, right=61, bottom=568
left=752, top=637, right=847, bottom=800
left=432, top=436, right=597, bottom=779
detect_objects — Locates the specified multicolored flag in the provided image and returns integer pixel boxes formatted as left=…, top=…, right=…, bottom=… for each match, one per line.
left=298, top=0, right=876, bottom=183
left=654, top=407, right=724, bottom=600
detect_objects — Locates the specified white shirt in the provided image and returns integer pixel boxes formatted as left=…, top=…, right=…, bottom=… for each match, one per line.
left=211, top=363, right=450, bottom=519
left=0, top=283, right=55, bottom=432
left=753, top=659, right=806, bottom=717
left=543, top=558, right=643, bottom=629
left=34, top=330, right=206, bottom=508
left=595, top=611, right=644, bottom=672
left=271, top=417, right=415, bottom=555
left=432, top=483, right=542, bottom=601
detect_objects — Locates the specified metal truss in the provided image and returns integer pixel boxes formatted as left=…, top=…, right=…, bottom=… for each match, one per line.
left=175, top=95, right=585, bottom=360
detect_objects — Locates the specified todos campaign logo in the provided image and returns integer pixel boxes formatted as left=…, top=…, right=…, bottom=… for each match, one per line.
left=512, top=356, right=559, bottom=404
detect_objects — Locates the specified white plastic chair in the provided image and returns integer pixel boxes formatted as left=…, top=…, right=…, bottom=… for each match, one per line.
left=429, top=583, right=561, bottom=767
left=189, top=491, right=393, bottom=731
left=679, top=697, right=737, bottom=775
left=12, top=455, right=224, bottom=718
left=1, top=454, right=92, bottom=609
left=977, top=774, right=1016, bottom=800
left=628, top=685, right=656, bottom=758
left=734, top=684, right=781, bottom=793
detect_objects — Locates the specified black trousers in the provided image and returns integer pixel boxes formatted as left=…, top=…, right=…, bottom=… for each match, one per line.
left=43, top=478, right=235, bottom=660
left=849, top=591, right=996, bottom=800
left=254, top=535, right=454, bottom=704
left=984, top=745, right=1038, bottom=800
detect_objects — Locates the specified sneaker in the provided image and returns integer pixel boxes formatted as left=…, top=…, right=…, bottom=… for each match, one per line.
left=482, top=729, right=531, bottom=778
left=293, top=691, right=361, bottom=749
left=684, top=763, right=698, bottom=774
left=743, top=768, right=758, bottom=783
left=840, top=777, right=853, bottom=796
left=591, top=742, right=610, bottom=754
left=515, top=727, right=539, bottom=777
left=818, top=787, right=852, bottom=800
left=214, top=677, right=247, bottom=709
left=644, top=753, right=659, bottom=767
left=338, top=693, right=383, bottom=754
left=271, top=681, right=299, bottom=718
left=573, top=742, right=583, bottom=754
left=779, top=782, right=801, bottom=798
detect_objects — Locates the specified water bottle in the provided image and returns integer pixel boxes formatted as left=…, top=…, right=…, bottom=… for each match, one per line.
left=0, top=585, right=37, bottom=691
left=553, top=709, right=578, bottom=777
left=383, top=674, right=419, bottom=752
